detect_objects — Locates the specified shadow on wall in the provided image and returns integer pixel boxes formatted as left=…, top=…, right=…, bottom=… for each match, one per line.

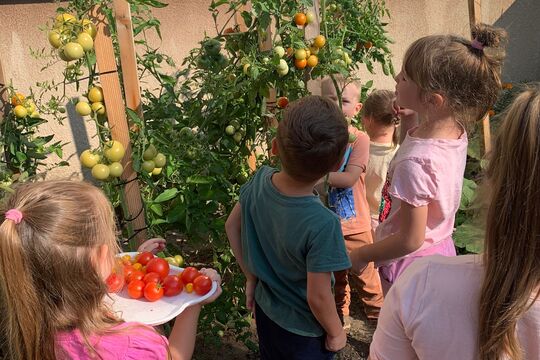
left=495, top=0, right=540, bottom=82
left=66, top=98, right=94, bottom=182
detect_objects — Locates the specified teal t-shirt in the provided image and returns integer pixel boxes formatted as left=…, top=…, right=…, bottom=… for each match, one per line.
left=239, top=166, right=351, bottom=337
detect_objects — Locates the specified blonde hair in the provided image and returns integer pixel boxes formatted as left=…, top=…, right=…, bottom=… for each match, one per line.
left=403, top=23, right=507, bottom=123
left=479, top=84, right=540, bottom=359
left=0, top=181, right=122, bottom=360
left=362, top=89, right=400, bottom=145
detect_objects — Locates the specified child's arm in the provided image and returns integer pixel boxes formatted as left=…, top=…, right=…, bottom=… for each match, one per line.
left=307, top=272, right=347, bottom=352
left=326, top=164, right=364, bottom=188
left=351, top=202, right=427, bottom=273
left=168, top=269, right=222, bottom=360
left=225, top=202, right=257, bottom=310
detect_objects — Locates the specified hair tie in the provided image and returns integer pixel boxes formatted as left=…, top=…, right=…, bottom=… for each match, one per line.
left=5, top=209, right=23, bottom=224
left=471, top=38, right=484, bottom=51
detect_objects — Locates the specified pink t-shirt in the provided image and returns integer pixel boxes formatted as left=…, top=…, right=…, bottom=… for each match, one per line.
left=375, top=128, right=468, bottom=268
left=370, top=255, right=540, bottom=360
left=56, top=322, right=168, bottom=359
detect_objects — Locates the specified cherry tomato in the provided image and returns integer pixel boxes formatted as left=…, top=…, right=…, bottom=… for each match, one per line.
left=193, top=275, right=212, bottom=296
left=163, top=275, right=183, bottom=297
left=144, top=282, right=164, bottom=302
left=180, top=267, right=200, bottom=284
left=136, top=252, right=154, bottom=266
left=132, top=263, right=143, bottom=271
left=127, top=280, right=145, bottom=299
left=127, top=270, right=145, bottom=283
left=146, top=258, right=170, bottom=280
left=185, top=283, right=194, bottom=293
left=123, top=265, right=135, bottom=284
left=143, top=272, right=161, bottom=285
left=106, top=273, right=124, bottom=293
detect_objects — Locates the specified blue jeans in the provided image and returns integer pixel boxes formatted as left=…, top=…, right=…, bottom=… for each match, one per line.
left=255, top=303, right=336, bottom=360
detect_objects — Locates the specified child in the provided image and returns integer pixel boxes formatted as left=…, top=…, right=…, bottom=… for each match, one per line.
left=0, top=181, right=222, bottom=360
left=320, top=78, right=384, bottom=324
left=370, top=85, right=540, bottom=360
left=351, top=24, right=507, bottom=291
left=361, top=90, right=400, bottom=232
left=226, top=96, right=350, bottom=359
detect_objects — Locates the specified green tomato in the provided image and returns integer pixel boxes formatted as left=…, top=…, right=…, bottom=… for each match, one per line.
left=141, top=160, right=155, bottom=173
left=143, top=144, right=157, bottom=161
left=277, top=59, right=288, bottom=71
left=48, top=30, right=63, bottom=48
left=108, top=162, right=124, bottom=177
left=274, top=46, right=285, bottom=58
left=174, top=255, right=184, bottom=267
left=63, top=42, right=84, bottom=61
left=104, top=141, right=125, bottom=162
left=76, top=32, right=94, bottom=52
left=91, top=164, right=110, bottom=180
left=225, top=125, right=236, bottom=136
left=203, top=38, right=221, bottom=56
left=233, top=132, right=243, bottom=143
left=153, top=153, right=166, bottom=168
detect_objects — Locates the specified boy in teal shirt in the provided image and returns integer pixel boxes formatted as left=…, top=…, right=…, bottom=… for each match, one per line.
left=226, top=96, right=351, bottom=359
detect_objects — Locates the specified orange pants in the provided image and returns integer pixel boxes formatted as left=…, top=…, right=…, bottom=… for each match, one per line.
left=334, top=231, right=384, bottom=319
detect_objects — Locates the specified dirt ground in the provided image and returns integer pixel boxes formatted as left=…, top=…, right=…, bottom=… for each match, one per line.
left=193, top=283, right=375, bottom=360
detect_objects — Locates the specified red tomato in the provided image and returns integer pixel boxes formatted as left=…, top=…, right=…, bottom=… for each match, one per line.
left=143, top=272, right=161, bottom=285
left=180, top=267, right=200, bottom=284
left=123, top=265, right=135, bottom=284
left=136, top=252, right=154, bottom=266
left=144, top=282, right=164, bottom=302
left=106, top=273, right=124, bottom=293
left=127, top=270, right=145, bottom=283
left=146, top=258, right=170, bottom=280
left=193, top=275, right=212, bottom=296
left=163, top=275, right=183, bottom=297
left=127, top=280, right=145, bottom=299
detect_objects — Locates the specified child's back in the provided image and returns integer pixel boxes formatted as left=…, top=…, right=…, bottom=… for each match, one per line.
left=227, top=96, right=351, bottom=359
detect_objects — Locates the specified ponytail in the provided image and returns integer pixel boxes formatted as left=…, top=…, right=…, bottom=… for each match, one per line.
left=362, top=89, right=400, bottom=146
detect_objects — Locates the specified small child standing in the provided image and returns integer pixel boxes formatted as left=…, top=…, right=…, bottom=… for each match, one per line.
left=351, top=24, right=507, bottom=292
left=226, top=96, right=350, bottom=359
left=320, top=78, right=384, bottom=323
left=0, top=181, right=222, bottom=360
left=361, top=90, right=400, bottom=232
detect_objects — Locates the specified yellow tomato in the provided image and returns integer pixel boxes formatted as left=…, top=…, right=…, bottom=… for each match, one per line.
left=307, top=55, right=318, bottom=67
left=104, top=141, right=125, bottom=162
left=313, top=35, right=326, bottom=48
left=151, top=167, right=162, bottom=176
left=91, top=164, right=110, bottom=180
left=108, top=162, right=124, bottom=178
left=76, top=32, right=94, bottom=52
left=54, top=13, right=77, bottom=28
left=48, top=30, right=63, bottom=48
left=91, top=102, right=106, bottom=115
left=132, top=263, right=143, bottom=271
left=80, top=150, right=99, bottom=169
left=13, top=105, right=28, bottom=118
left=11, top=93, right=25, bottom=106
left=76, top=101, right=92, bottom=116
left=81, top=19, right=97, bottom=39
left=88, top=86, right=104, bottom=103
left=185, top=283, right=194, bottom=293
left=294, top=49, right=307, bottom=60
left=63, top=42, right=84, bottom=61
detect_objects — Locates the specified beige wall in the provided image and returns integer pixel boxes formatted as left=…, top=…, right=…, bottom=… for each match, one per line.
left=1, top=0, right=538, bottom=179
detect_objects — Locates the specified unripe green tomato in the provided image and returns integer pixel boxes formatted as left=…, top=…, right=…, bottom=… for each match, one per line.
left=225, top=125, right=236, bottom=135
left=153, top=153, right=166, bottom=168
left=141, top=160, right=155, bottom=173
left=143, top=144, right=158, bottom=161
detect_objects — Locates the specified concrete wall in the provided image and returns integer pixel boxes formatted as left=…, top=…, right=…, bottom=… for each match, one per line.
left=1, top=0, right=538, bottom=179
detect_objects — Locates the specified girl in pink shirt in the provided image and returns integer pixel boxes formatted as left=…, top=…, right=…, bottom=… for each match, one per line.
left=0, top=181, right=222, bottom=360
left=370, top=84, right=540, bottom=360
left=351, top=24, right=507, bottom=290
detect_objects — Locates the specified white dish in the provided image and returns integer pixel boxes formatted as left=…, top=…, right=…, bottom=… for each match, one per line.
left=106, top=252, right=218, bottom=326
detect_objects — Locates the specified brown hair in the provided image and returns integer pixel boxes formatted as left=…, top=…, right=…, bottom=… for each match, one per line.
left=0, top=181, right=122, bottom=360
left=277, top=96, right=349, bottom=182
left=362, top=89, right=400, bottom=145
left=478, top=84, right=540, bottom=359
left=403, top=23, right=507, bottom=123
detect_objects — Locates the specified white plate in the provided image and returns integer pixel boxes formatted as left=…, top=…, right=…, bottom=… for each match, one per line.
left=105, top=252, right=218, bottom=326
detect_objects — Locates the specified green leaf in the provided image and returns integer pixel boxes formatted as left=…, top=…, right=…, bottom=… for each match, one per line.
left=454, top=221, right=484, bottom=253
left=186, top=175, right=213, bottom=184
left=153, top=188, right=178, bottom=203
left=241, top=11, right=252, bottom=27
left=151, top=218, right=168, bottom=225
left=460, top=178, right=478, bottom=210
left=150, top=203, right=163, bottom=216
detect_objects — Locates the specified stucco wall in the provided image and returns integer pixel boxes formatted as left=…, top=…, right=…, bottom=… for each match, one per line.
left=1, top=0, right=538, bottom=179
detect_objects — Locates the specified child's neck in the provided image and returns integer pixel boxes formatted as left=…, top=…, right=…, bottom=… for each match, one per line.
left=415, top=110, right=463, bottom=140
left=368, top=127, right=394, bottom=144
left=272, top=171, right=317, bottom=197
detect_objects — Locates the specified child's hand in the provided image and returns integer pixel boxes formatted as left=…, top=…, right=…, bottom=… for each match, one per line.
left=198, top=268, right=222, bottom=305
left=392, top=100, right=416, bottom=118
left=325, top=329, right=347, bottom=352
left=137, top=237, right=166, bottom=254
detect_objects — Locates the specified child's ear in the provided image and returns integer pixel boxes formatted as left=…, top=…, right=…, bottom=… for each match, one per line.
left=271, top=138, right=279, bottom=156
left=354, top=102, right=363, bottom=116
left=430, top=93, right=445, bottom=108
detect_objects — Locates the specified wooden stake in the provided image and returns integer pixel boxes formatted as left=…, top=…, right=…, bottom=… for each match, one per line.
left=468, top=0, right=491, bottom=154
left=90, top=6, right=147, bottom=246
left=0, top=60, right=8, bottom=126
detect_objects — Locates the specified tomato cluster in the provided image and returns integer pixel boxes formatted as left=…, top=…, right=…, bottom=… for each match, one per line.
left=106, top=252, right=212, bottom=302
left=141, top=144, right=167, bottom=176
left=80, top=138, right=126, bottom=181
left=10, top=92, right=40, bottom=119
left=48, top=13, right=96, bottom=62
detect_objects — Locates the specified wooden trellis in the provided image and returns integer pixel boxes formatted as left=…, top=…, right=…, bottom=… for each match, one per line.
left=90, top=3, right=147, bottom=246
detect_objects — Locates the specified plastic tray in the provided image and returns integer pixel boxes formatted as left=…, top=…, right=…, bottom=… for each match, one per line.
left=105, top=252, right=218, bottom=326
